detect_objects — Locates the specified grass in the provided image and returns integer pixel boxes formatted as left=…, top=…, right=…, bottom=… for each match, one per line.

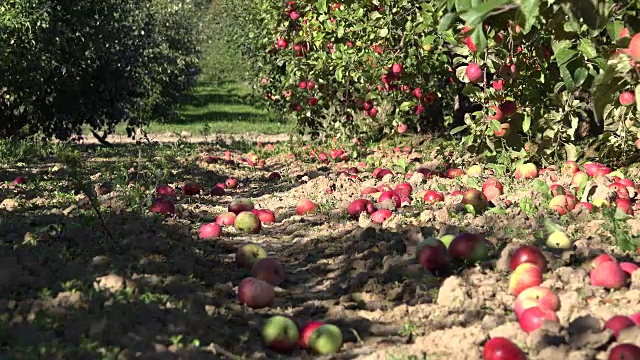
left=112, top=82, right=294, bottom=136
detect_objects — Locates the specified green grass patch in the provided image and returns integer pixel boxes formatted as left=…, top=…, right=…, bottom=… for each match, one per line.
left=114, top=83, right=294, bottom=135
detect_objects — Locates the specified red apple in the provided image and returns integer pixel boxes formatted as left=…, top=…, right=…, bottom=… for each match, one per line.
left=199, top=222, right=222, bottom=239
left=397, top=123, right=408, bottom=133
left=519, top=306, right=559, bottom=334
left=251, top=257, right=285, bottom=286
left=155, top=184, right=175, bottom=197
left=297, top=199, right=318, bottom=215
left=183, top=181, right=201, bottom=196
left=229, top=198, right=255, bottom=214
left=262, top=315, right=299, bottom=352
left=620, top=262, right=639, bottom=277
left=592, top=253, right=617, bottom=268
left=609, top=343, right=640, bottom=360
left=268, top=172, right=282, bottom=181
left=210, top=185, right=225, bottom=196
left=238, top=277, right=274, bottom=309
left=225, top=177, right=239, bottom=189
left=482, top=337, right=526, bottom=360
left=361, top=186, right=380, bottom=195
left=561, top=161, right=580, bottom=175
left=255, top=209, right=276, bottom=224
left=13, top=176, right=27, bottom=185
left=448, top=233, right=489, bottom=263
left=628, top=312, right=640, bottom=325
left=394, top=182, right=413, bottom=196
left=575, top=202, right=593, bottom=212
left=299, top=321, right=324, bottom=348
left=462, top=188, right=489, bottom=211
left=348, top=199, right=375, bottom=219
left=446, top=168, right=464, bottom=178
left=371, top=209, right=393, bottom=223
left=378, top=190, right=401, bottom=209
left=423, top=190, right=444, bottom=204
left=509, top=263, right=543, bottom=296
left=416, top=237, right=450, bottom=272
left=466, top=63, right=483, bottom=83
left=620, top=91, right=635, bottom=106
left=514, top=286, right=560, bottom=319
left=590, top=261, right=627, bottom=289
left=216, top=212, right=236, bottom=226
left=509, top=245, right=547, bottom=272
left=605, top=315, right=636, bottom=338
left=150, top=197, right=175, bottom=214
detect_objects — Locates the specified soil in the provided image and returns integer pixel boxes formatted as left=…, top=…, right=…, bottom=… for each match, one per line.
left=1, top=133, right=640, bottom=359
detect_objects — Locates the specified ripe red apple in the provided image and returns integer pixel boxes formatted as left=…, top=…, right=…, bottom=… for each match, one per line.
left=262, top=315, right=299, bottom=352
left=216, top=212, right=236, bottom=226
left=514, top=163, right=537, bottom=179
left=229, top=197, right=255, bottom=214
left=235, top=243, right=267, bottom=269
left=509, top=245, right=546, bottom=272
left=609, top=343, right=640, bottom=360
left=466, top=63, right=483, bottom=83
left=210, top=185, right=225, bottom=196
left=289, top=11, right=300, bottom=20
left=297, top=199, right=318, bottom=215
left=448, top=233, right=489, bottom=263
left=584, top=162, right=605, bottom=177
left=629, top=312, right=640, bottom=325
left=616, top=198, right=634, bottom=215
left=276, top=38, right=288, bottom=49
left=378, top=190, right=401, bottom=209
left=371, top=209, right=392, bottom=223
left=374, top=168, right=393, bottom=179
left=150, top=197, right=175, bottom=214
left=592, top=254, right=617, bottom=268
left=199, top=222, right=222, bottom=239
left=446, top=168, right=464, bottom=178
left=423, top=190, right=444, bottom=204
left=620, top=91, right=635, bottom=106
left=499, top=63, right=517, bottom=79
left=361, top=186, right=380, bottom=195
left=482, top=337, right=526, bottom=360
left=183, top=181, right=201, bottom=196
left=416, top=237, right=451, bottom=272
left=462, top=188, right=489, bottom=211
left=561, top=161, right=580, bottom=175
left=493, top=123, right=510, bottom=137
left=620, top=262, right=639, bottom=277
left=575, top=202, right=593, bottom=212
left=482, top=178, right=503, bottom=194
left=155, top=184, right=175, bottom=197
left=13, top=176, right=27, bottom=185
left=549, top=194, right=576, bottom=215
left=225, top=177, right=239, bottom=189
left=307, top=81, right=315, bottom=90
left=509, top=262, right=543, bottom=296
left=238, top=277, right=275, bottom=309
left=392, top=63, right=403, bottom=74
left=394, top=182, right=413, bottom=196
left=397, top=123, right=408, bottom=133
left=629, top=33, right=640, bottom=61
left=590, top=261, right=627, bottom=289
left=605, top=315, right=636, bottom=338
left=299, top=321, right=324, bottom=348
left=519, top=306, right=559, bottom=334
left=413, top=87, right=422, bottom=99
left=348, top=199, right=375, bottom=219
left=234, top=211, right=262, bottom=234
left=251, top=257, right=285, bottom=286
left=514, top=286, right=560, bottom=319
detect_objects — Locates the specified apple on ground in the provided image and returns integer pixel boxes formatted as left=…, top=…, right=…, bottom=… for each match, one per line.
left=482, top=337, right=526, bottom=360
left=514, top=163, right=538, bottom=179
left=508, top=263, right=543, bottom=296
left=466, top=165, right=483, bottom=177
left=253, top=209, right=276, bottom=224
left=155, top=184, right=175, bottom=197
left=199, top=223, right=222, bottom=239
left=251, top=257, right=285, bottom=286
left=235, top=243, right=267, bottom=269
left=416, top=237, right=451, bottom=272
left=620, top=262, right=639, bottom=277
left=13, top=176, right=27, bottom=185
left=378, top=190, right=401, bottom=209
left=575, top=202, right=593, bottom=212
left=183, top=181, right=201, bottom=196
left=229, top=197, right=255, bottom=214
left=590, top=261, right=627, bottom=289
left=519, top=306, right=559, bottom=334
left=308, top=324, right=343, bottom=355
left=446, top=168, right=464, bottom=178
left=361, top=186, right=380, bottom=195
left=514, top=286, right=560, bottom=319
left=591, top=254, right=617, bottom=268
left=262, top=315, right=299, bottom=353
left=238, top=277, right=275, bottom=309
left=210, top=185, right=225, bottom=196
left=629, top=312, right=640, bottom=325
left=423, top=190, right=444, bottom=204
left=462, top=188, right=489, bottom=211
left=561, top=160, right=580, bottom=175
left=225, top=177, right=239, bottom=189
left=605, top=315, right=636, bottom=338
left=299, top=321, right=324, bottom=348
left=397, top=123, right=408, bottom=133
left=348, top=199, right=375, bottom=219
left=395, top=182, right=413, bottom=196
left=546, top=231, right=571, bottom=249
left=448, top=233, right=489, bottom=263
left=608, top=343, right=640, bottom=359
left=234, top=211, right=262, bottom=234
left=570, top=171, right=589, bottom=189
left=150, top=197, right=175, bottom=214
left=268, top=172, right=282, bottom=181
left=216, top=212, right=237, bottom=226
left=548, top=195, right=575, bottom=215
left=509, top=245, right=547, bottom=272
left=371, top=209, right=393, bottom=223
left=297, top=199, right=318, bottom=215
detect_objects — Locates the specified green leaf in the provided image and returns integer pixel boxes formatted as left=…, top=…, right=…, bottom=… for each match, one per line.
left=573, top=67, right=588, bottom=87
left=470, top=26, right=487, bottom=53
left=459, top=0, right=510, bottom=28
left=543, top=218, right=563, bottom=234
left=577, top=38, right=598, bottom=59
left=455, top=0, right=473, bottom=12
left=489, top=120, right=501, bottom=131
left=551, top=40, right=577, bottom=66
left=485, top=207, right=508, bottom=215
left=399, top=101, right=413, bottom=111
left=464, top=204, right=476, bottom=216
left=565, top=143, right=578, bottom=160
left=370, top=11, right=383, bottom=20
left=516, top=0, right=540, bottom=33
left=315, top=0, right=328, bottom=13
left=450, top=125, right=468, bottom=135
left=438, top=13, right=457, bottom=33
left=532, top=179, right=551, bottom=198
left=522, top=113, right=531, bottom=132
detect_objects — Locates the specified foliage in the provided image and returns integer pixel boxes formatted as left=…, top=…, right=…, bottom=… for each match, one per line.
left=215, top=0, right=640, bottom=165
left=0, top=0, right=204, bottom=140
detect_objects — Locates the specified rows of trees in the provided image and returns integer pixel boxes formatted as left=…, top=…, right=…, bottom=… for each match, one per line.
left=215, top=0, right=640, bottom=165
left=0, top=0, right=209, bottom=141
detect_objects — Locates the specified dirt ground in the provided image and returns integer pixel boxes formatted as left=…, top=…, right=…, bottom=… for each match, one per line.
left=1, top=133, right=640, bottom=359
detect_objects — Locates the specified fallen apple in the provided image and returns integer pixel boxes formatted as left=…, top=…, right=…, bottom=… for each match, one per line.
left=150, top=197, right=175, bottom=215
left=509, top=263, right=543, bottom=296
left=423, top=190, right=444, bottom=204
left=371, top=209, right=393, bottom=223
left=229, top=197, right=255, bottom=214
left=309, top=323, right=343, bottom=355
left=514, top=286, right=560, bottom=319
left=199, top=222, right=222, bottom=239
left=608, top=343, right=640, bottom=360
left=416, top=237, right=451, bottom=272
left=519, top=306, right=559, bottom=334
left=235, top=243, right=268, bottom=269
left=251, top=257, right=285, bottom=286
left=448, top=232, right=489, bottom=263
left=509, top=245, right=547, bottom=272
left=262, top=315, right=299, bottom=352
left=299, top=321, right=324, bottom=348
left=590, top=261, right=627, bottom=289
left=238, top=277, right=275, bottom=309
left=254, top=209, right=276, bottom=224
left=514, top=163, right=538, bottom=179
left=234, top=211, right=262, bottom=234
left=482, top=337, right=526, bottom=360
left=297, top=198, right=318, bottom=215
left=378, top=190, right=401, bottom=209
left=347, top=199, right=375, bottom=219
left=155, top=184, right=175, bottom=197
left=216, top=212, right=237, bottom=226
left=210, top=185, right=225, bottom=196
left=546, top=231, right=571, bottom=249
left=183, top=181, right=202, bottom=196
left=605, top=315, right=636, bottom=338
left=462, top=188, right=489, bottom=211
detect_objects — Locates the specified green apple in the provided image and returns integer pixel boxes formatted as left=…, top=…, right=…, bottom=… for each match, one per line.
left=546, top=231, right=571, bottom=249
left=261, top=315, right=299, bottom=353
left=309, top=324, right=342, bottom=355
